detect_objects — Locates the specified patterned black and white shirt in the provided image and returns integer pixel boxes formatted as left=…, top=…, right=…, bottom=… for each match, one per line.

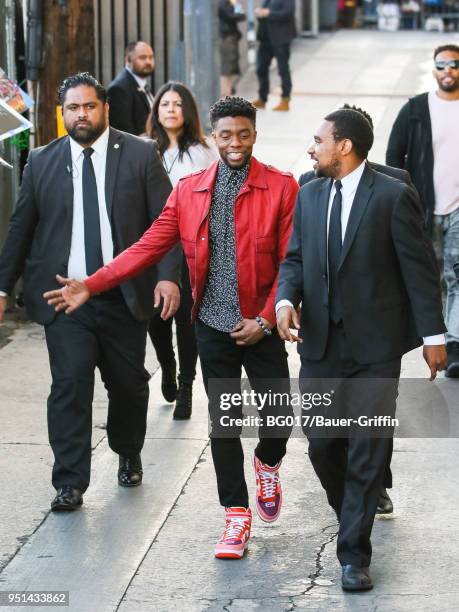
left=198, top=159, right=250, bottom=332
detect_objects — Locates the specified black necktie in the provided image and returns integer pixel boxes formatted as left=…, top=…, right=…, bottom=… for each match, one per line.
left=82, top=147, right=103, bottom=276
left=328, top=180, right=343, bottom=323
left=143, top=83, right=154, bottom=107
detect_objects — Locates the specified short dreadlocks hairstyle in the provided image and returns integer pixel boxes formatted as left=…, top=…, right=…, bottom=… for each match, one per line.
left=340, top=103, right=374, bottom=130
left=57, top=72, right=107, bottom=106
left=324, top=108, right=374, bottom=160
left=209, top=96, right=256, bottom=129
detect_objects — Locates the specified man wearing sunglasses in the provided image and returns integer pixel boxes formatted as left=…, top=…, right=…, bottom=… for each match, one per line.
left=387, top=44, right=459, bottom=379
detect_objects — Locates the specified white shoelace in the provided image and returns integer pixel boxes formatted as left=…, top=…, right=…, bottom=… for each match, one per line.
left=259, top=469, right=279, bottom=499
left=223, top=516, right=249, bottom=540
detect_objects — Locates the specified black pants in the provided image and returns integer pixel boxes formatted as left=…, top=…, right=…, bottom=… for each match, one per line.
left=148, top=256, right=198, bottom=384
left=196, top=320, right=291, bottom=508
left=45, top=291, right=150, bottom=492
left=256, top=39, right=292, bottom=101
left=299, top=321, right=401, bottom=568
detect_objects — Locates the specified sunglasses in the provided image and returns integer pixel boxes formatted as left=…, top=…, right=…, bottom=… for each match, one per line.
left=435, top=59, right=459, bottom=70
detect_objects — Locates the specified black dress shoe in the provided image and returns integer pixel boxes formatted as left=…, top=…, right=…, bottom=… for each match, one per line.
left=118, top=454, right=143, bottom=487
left=161, top=361, right=178, bottom=402
left=51, top=485, right=83, bottom=511
left=173, top=382, right=192, bottom=420
left=446, top=342, right=459, bottom=378
left=341, top=565, right=373, bottom=591
left=376, top=487, right=393, bottom=514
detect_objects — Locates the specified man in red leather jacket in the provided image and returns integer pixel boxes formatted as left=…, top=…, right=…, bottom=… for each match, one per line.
left=45, top=97, right=299, bottom=559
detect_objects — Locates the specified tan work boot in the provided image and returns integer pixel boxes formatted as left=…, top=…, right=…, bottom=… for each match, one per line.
left=252, top=98, right=266, bottom=109
left=272, top=97, right=290, bottom=111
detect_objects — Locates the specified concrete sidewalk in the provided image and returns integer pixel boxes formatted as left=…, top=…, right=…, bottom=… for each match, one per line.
left=1, top=29, right=459, bottom=612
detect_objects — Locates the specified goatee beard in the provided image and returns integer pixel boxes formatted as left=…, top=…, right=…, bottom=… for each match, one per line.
left=67, top=124, right=106, bottom=145
left=439, top=82, right=459, bottom=93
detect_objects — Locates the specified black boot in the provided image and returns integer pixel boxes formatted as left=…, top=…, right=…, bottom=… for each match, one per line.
left=161, top=360, right=178, bottom=402
left=446, top=342, right=459, bottom=378
left=173, top=382, right=192, bottom=420
left=376, top=487, right=393, bottom=514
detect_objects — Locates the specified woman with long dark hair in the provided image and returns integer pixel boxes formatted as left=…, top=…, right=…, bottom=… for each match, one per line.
left=147, top=81, right=218, bottom=419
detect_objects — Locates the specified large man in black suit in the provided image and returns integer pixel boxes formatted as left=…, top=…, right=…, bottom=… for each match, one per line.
left=277, top=109, right=446, bottom=591
left=0, top=73, right=180, bottom=511
left=107, top=41, right=155, bottom=135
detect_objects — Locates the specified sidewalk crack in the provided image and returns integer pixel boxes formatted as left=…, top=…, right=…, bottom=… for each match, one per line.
left=303, top=522, right=339, bottom=594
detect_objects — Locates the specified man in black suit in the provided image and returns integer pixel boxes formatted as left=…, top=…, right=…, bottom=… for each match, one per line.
left=107, top=41, right=155, bottom=135
left=277, top=109, right=446, bottom=590
left=0, top=73, right=180, bottom=511
left=298, top=105, right=414, bottom=517
left=252, top=0, right=296, bottom=112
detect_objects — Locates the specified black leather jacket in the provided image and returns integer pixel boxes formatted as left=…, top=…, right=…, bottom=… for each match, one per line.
left=219, top=0, right=245, bottom=38
left=386, top=93, right=435, bottom=235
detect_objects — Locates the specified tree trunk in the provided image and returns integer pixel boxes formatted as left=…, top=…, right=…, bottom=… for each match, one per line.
left=38, top=0, right=94, bottom=145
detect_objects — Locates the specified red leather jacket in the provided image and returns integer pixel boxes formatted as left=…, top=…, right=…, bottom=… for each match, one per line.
left=86, top=157, right=299, bottom=325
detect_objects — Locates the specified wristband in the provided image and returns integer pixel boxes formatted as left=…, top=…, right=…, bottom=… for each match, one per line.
left=255, top=315, right=272, bottom=336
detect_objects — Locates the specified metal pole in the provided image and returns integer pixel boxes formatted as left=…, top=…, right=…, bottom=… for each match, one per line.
left=4, top=0, right=19, bottom=208
left=300, top=0, right=319, bottom=37
left=0, top=0, right=19, bottom=251
left=183, top=0, right=219, bottom=131
left=311, top=0, right=319, bottom=36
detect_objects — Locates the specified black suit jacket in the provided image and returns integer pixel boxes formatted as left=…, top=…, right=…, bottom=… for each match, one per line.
left=298, top=162, right=412, bottom=188
left=108, top=68, right=151, bottom=136
left=257, top=0, right=296, bottom=45
left=0, top=128, right=180, bottom=324
left=277, top=165, right=445, bottom=364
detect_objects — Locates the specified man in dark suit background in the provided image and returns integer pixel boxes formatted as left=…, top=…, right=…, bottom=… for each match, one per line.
left=107, top=41, right=155, bottom=135
left=277, top=109, right=446, bottom=590
left=298, top=104, right=414, bottom=517
left=252, top=0, right=296, bottom=112
left=0, top=73, right=180, bottom=511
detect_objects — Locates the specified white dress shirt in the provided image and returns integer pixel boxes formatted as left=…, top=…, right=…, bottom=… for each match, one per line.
left=126, top=66, right=154, bottom=108
left=275, top=162, right=445, bottom=345
left=67, top=127, right=114, bottom=280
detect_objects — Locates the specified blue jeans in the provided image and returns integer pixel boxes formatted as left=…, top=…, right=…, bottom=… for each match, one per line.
left=433, top=207, right=459, bottom=344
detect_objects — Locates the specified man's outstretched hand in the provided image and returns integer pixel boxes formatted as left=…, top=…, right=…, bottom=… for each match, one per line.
left=276, top=305, right=302, bottom=343
left=43, top=275, right=90, bottom=314
left=423, top=345, right=447, bottom=381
